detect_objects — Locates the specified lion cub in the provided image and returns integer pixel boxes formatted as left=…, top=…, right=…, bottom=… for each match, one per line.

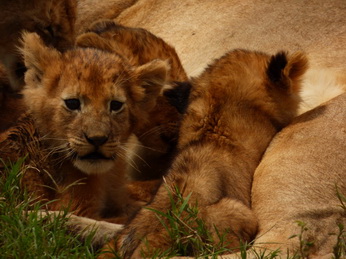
left=104, top=49, right=308, bottom=258
left=76, top=20, right=188, bottom=180
left=15, top=31, right=169, bottom=222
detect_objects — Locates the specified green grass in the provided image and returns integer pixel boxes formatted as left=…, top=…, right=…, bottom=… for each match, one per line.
left=141, top=186, right=250, bottom=258
left=0, top=159, right=98, bottom=259
left=1, top=160, right=345, bottom=258
left=138, top=184, right=346, bottom=259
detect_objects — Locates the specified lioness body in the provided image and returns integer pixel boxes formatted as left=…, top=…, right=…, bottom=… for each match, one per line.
left=250, top=93, right=346, bottom=258
left=75, top=0, right=346, bottom=113
left=217, top=94, right=346, bottom=259
left=121, top=0, right=345, bottom=74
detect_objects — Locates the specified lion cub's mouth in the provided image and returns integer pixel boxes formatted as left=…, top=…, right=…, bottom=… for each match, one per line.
left=74, top=151, right=115, bottom=174
left=79, top=152, right=111, bottom=161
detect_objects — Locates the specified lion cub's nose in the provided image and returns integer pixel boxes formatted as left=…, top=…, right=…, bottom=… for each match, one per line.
left=85, top=135, right=109, bottom=147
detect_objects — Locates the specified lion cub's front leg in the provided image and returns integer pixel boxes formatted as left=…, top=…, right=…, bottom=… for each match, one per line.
left=101, top=151, right=258, bottom=258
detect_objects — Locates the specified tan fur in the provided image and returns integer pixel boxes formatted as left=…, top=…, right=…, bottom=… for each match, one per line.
left=2, top=31, right=169, bottom=222
left=75, top=0, right=137, bottom=35
left=0, top=0, right=76, bottom=91
left=202, top=93, right=346, bottom=259
left=76, top=20, right=188, bottom=179
left=114, top=0, right=344, bottom=73
left=100, top=49, right=308, bottom=258
left=75, top=0, right=346, bottom=112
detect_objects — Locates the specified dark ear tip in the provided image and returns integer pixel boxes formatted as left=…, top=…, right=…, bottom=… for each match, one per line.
left=267, top=51, right=288, bottom=83
left=164, top=81, right=192, bottom=114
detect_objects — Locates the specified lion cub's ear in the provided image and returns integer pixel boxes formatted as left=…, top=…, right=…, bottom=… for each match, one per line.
left=20, top=32, right=61, bottom=88
left=163, top=81, right=192, bottom=114
left=267, top=51, right=308, bottom=93
left=132, top=59, right=170, bottom=110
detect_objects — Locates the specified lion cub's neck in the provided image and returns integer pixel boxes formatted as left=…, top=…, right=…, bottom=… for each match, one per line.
left=185, top=103, right=279, bottom=163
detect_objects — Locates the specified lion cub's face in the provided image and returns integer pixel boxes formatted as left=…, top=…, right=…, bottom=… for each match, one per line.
left=21, top=32, right=169, bottom=174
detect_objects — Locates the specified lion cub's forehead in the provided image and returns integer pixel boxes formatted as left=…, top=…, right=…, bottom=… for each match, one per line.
left=58, top=48, right=133, bottom=100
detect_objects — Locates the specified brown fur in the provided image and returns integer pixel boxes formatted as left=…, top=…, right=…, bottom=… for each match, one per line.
left=75, top=0, right=346, bottom=113
left=100, top=49, right=308, bottom=258
left=0, top=0, right=76, bottom=91
left=0, top=114, right=54, bottom=200
left=0, top=64, right=26, bottom=132
left=1, top=31, right=169, bottom=222
left=76, top=20, right=188, bottom=179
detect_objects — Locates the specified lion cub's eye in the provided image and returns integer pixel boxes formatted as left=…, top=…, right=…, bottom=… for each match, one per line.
left=110, top=100, right=124, bottom=112
left=64, top=99, right=81, bottom=111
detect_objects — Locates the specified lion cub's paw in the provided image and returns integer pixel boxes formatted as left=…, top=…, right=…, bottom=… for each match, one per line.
left=102, top=197, right=258, bottom=258
left=199, top=198, right=258, bottom=249
left=112, top=206, right=170, bottom=258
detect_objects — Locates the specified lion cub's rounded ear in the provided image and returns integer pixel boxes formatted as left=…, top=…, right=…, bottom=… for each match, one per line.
left=163, top=81, right=192, bottom=114
left=132, top=59, right=170, bottom=110
left=267, top=51, right=308, bottom=93
left=20, top=31, right=61, bottom=86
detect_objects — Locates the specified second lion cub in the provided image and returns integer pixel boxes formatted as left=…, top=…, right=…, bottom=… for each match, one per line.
left=103, top=49, right=308, bottom=258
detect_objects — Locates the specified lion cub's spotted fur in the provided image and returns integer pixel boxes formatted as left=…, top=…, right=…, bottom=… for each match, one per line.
left=76, top=20, right=188, bottom=179
left=12, top=31, right=169, bottom=222
left=104, top=49, right=308, bottom=258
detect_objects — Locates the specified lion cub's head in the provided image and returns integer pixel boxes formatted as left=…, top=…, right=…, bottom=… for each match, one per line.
left=21, top=32, right=169, bottom=174
left=166, top=49, right=308, bottom=149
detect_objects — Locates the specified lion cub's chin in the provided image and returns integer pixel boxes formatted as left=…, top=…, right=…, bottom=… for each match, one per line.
left=73, top=159, right=115, bottom=175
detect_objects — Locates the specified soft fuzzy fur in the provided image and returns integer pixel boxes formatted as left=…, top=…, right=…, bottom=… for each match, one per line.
left=205, top=93, right=346, bottom=259
left=76, top=20, right=188, bottom=179
left=100, top=49, right=308, bottom=258
left=249, top=93, right=346, bottom=258
left=1, top=21, right=189, bottom=229
left=6, top=31, right=169, bottom=222
left=75, top=0, right=346, bottom=112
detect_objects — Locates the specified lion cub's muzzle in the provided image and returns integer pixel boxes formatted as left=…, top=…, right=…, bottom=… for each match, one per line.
left=79, top=134, right=113, bottom=161
left=85, top=135, right=108, bottom=147
left=79, top=152, right=111, bottom=161
left=72, top=134, right=118, bottom=174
